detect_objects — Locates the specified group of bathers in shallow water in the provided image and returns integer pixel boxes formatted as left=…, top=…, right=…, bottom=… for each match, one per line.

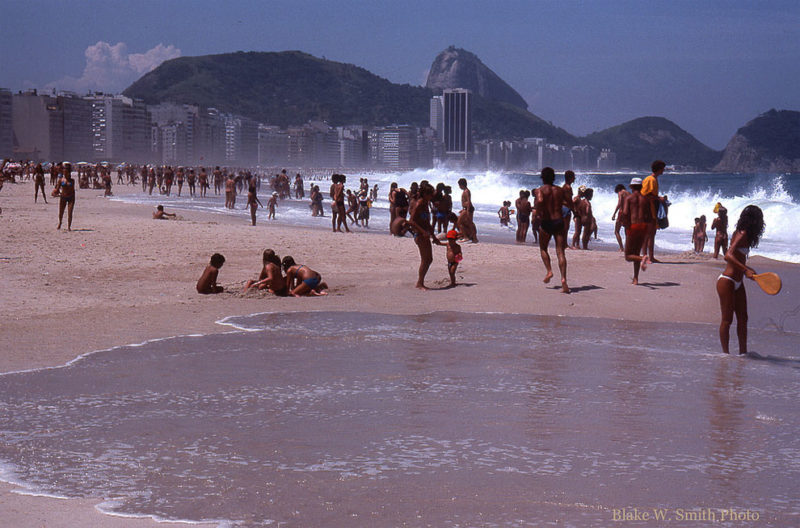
left=196, top=249, right=328, bottom=297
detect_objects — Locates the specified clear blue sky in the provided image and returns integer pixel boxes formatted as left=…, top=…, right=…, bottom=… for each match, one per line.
left=1, top=0, right=798, bottom=149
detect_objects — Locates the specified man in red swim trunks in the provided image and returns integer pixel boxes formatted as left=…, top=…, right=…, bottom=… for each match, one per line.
left=622, top=177, right=652, bottom=285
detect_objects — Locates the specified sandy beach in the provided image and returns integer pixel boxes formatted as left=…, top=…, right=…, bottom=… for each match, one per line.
left=1, top=180, right=797, bottom=527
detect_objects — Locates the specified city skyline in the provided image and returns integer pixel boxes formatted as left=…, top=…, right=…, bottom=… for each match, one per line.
left=1, top=0, right=799, bottom=150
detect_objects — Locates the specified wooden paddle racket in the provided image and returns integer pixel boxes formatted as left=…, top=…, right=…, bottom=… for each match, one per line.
left=753, top=272, right=782, bottom=295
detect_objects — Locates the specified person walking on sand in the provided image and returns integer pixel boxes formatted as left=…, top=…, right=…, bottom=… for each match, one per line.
left=33, top=162, right=47, bottom=203
left=716, top=205, right=764, bottom=355
left=56, top=163, right=76, bottom=231
left=622, top=178, right=651, bottom=285
left=611, top=183, right=629, bottom=251
left=533, top=167, right=570, bottom=293
left=642, top=160, right=667, bottom=262
left=712, top=204, right=728, bottom=259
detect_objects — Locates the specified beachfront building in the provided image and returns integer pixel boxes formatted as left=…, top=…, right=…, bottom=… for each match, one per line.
left=258, top=125, right=289, bottom=166
left=87, top=94, right=151, bottom=163
left=367, top=125, right=434, bottom=170
left=597, top=148, right=617, bottom=170
left=286, top=122, right=339, bottom=168
left=11, top=90, right=92, bottom=162
left=429, top=95, right=444, bottom=142
left=223, top=114, right=259, bottom=166
left=0, top=88, right=12, bottom=159
left=337, top=126, right=368, bottom=168
left=194, top=108, right=226, bottom=166
left=159, top=122, right=188, bottom=165
left=149, top=102, right=199, bottom=165
left=442, top=88, right=472, bottom=166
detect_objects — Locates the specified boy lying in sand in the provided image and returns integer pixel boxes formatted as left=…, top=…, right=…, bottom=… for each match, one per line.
left=153, top=205, right=176, bottom=220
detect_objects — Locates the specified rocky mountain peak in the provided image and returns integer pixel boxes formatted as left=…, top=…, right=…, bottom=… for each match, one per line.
left=425, top=46, right=528, bottom=110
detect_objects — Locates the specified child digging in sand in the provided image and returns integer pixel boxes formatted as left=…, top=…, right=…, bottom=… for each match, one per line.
left=153, top=204, right=176, bottom=220
left=282, top=256, right=328, bottom=296
left=196, top=253, right=225, bottom=294
left=445, top=229, right=463, bottom=287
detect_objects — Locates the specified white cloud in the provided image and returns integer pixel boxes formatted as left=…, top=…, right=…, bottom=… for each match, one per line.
left=47, top=41, right=181, bottom=94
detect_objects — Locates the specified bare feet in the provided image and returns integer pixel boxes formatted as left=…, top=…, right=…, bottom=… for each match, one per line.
left=543, top=270, right=553, bottom=284
left=561, top=279, right=570, bottom=294
left=415, top=283, right=429, bottom=291
left=641, top=255, right=650, bottom=271
left=632, top=278, right=639, bottom=285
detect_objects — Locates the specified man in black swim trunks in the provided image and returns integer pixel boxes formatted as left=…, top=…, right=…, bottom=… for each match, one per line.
left=533, top=167, right=570, bottom=293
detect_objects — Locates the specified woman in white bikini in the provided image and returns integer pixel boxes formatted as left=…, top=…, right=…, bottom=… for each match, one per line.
left=716, top=205, right=765, bottom=355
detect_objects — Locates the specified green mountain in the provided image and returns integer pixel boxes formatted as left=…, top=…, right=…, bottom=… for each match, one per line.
left=583, top=117, right=721, bottom=170
left=123, top=50, right=575, bottom=143
left=714, top=109, right=800, bottom=173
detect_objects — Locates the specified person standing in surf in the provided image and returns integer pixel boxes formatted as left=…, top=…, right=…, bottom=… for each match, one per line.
left=716, top=205, right=764, bottom=355
left=642, top=160, right=667, bottom=263
left=458, top=178, right=478, bottom=243
left=611, top=183, right=630, bottom=251
left=515, top=190, right=531, bottom=243
left=533, top=167, right=570, bottom=293
left=712, top=204, right=729, bottom=259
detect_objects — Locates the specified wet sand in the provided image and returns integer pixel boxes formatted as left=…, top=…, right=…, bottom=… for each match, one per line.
left=1, top=181, right=798, bottom=526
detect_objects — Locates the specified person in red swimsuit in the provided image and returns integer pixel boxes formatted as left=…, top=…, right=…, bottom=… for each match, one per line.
left=622, top=177, right=651, bottom=285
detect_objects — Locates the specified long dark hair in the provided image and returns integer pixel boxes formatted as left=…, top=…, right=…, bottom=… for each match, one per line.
left=735, top=205, right=765, bottom=248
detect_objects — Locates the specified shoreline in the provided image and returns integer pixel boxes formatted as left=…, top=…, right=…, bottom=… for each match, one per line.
left=1, top=179, right=798, bottom=527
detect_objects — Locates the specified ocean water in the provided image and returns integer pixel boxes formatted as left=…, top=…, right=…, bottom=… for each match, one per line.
left=112, top=169, right=800, bottom=263
left=1, top=311, right=798, bottom=527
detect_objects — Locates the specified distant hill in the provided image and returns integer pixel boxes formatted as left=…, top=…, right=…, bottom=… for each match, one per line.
left=583, top=117, right=721, bottom=170
left=714, top=110, right=800, bottom=173
left=426, top=46, right=529, bottom=110
left=124, top=51, right=431, bottom=127
left=123, top=50, right=574, bottom=143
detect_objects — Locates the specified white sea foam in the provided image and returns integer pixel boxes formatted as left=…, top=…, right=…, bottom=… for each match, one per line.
left=113, top=170, right=800, bottom=262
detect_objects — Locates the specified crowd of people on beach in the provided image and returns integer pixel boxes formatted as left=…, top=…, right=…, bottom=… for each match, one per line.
left=3, top=156, right=769, bottom=356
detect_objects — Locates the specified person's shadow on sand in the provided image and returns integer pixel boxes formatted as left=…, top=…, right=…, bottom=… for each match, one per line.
left=548, top=284, right=604, bottom=293
left=636, top=281, right=680, bottom=290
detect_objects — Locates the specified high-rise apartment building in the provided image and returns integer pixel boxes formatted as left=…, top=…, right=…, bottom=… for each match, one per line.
left=258, top=125, right=289, bottom=166
left=0, top=89, right=13, bottom=159
left=429, top=96, right=444, bottom=142
left=88, top=94, right=150, bottom=163
left=443, top=89, right=472, bottom=165
left=224, top=114, right=259, bottom=166
left=12, top=90, right=92, bottom=162
left=149, top=102, right=199, bottom=164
